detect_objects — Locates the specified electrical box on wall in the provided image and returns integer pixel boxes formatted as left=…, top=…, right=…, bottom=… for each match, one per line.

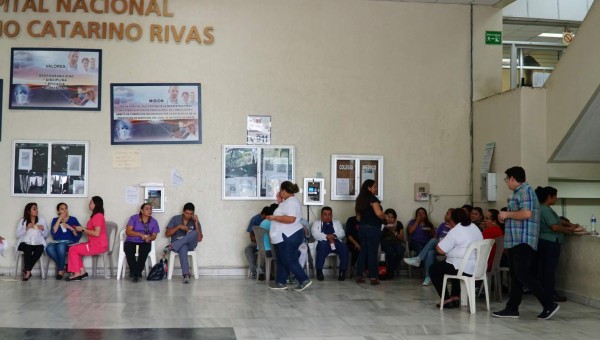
left=414, top=183, right=430, bottom=201
left=303, top=178, right=325, bottom=205
left=481, top=173, right=497, bottom=202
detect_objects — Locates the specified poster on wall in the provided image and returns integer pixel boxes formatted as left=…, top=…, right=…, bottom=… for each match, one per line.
left=111, top=83, right=202, bottom=145
left=9, top=48, right=101, bottom=110
left=247, top=115, right=271, bottom=145
left=331, top=155, right=383, bottom=200
left=0, top=79, right=3, bottom=141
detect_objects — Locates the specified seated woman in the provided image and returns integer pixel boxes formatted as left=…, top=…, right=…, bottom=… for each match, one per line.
left=429, top=208, right=483, bottom=308
left=47, top=203, right=83, bottom=280
left=380, top=209, right=405, bottom=280
left=345, top=215, right=360, bottom=275
left=471, top=207, right=485, bottom=230
left=16, top=202, right=49, bottom=281
left=404, top=208, right=454, bottom=286
left=124, top=203, right=160, bottom=282
left=67, top=196, right=109, bottom=281
left=482, top=209, right=504, bottom=272
left=407, top=208, right=435, bottom=254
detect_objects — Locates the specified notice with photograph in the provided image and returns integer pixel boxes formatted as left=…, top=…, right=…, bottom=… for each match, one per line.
left=10, top=48, right=101, bottom=110
left=247, top=115, right=271, bottom=145
left=111, top=83, right=201, bottom=145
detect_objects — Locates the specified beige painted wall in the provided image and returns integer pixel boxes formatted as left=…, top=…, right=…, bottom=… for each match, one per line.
left=472, top=6, right=503, bottom=101
left=546, top=0, right=600, bottom=158
left=0, top=0, right=500, bottom=271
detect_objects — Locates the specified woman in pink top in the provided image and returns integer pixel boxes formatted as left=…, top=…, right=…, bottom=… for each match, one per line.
left=67, top=196, right=108, bottom=281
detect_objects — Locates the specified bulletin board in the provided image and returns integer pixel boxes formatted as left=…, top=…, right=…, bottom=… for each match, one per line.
left=11, top=140, right=89, bottom=197
left=223, top=145, right=295, bottom=200
left=331, top=155, right=383, bottom=200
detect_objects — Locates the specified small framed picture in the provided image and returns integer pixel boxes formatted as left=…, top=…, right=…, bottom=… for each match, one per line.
left=144, top=186, right=164, bottom=212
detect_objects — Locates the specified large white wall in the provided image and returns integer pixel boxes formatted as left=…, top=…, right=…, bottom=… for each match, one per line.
left=0, top=0, right=502, bottom=271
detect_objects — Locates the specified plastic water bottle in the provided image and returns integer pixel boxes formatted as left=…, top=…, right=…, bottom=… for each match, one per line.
left=591, top=215, right=597, bottom=235
left=330, top=242, right=336, bottom=250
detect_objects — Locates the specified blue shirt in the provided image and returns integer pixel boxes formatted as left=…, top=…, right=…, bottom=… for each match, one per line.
left=247, top=213, right=263, bottom=234
left=505, top=182, right=540, bottom=250
left=259, top=219, right=271, bottom=251
left=166, top=214, right=202, bottom=243
left=50, top=216, right=82, bottom=243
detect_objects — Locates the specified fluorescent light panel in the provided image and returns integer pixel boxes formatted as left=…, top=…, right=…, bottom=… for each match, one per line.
left=538, top=33, right=563, bottom=38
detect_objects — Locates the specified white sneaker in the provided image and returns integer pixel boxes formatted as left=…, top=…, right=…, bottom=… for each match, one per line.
left=422, top=276, right=431, bottom=286
left=404, top=257, right=421, bottom=267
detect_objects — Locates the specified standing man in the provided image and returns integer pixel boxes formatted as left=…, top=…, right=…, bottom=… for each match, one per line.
left=311, top=206, right=349, bottom=281
left=165, top=202, right=203, bottom=284
left=493, top=166, right=559, bottom=320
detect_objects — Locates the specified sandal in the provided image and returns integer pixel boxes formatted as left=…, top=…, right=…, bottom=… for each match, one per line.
left=355, top=276, right=365, bottom=284
left=22, top=271, right=31, bottom=281
left=370, top=278, right=380, bottom=285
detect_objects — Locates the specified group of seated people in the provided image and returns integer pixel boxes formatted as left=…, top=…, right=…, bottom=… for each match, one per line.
left=245, top=203, right=506, bottom=289
left=14, top=198, right=203, bottom=284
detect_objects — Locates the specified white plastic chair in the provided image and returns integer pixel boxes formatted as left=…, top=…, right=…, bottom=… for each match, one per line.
left=253, top=226, right=275, bottom=284
left=116, top=229, right=157, bottom=280
left=440, top=239, right=494, bottom=314
left=15, top=250, right=47, bottom=279
left=479, top=236, right=504, bottom=301
left=91, top=221, right=118, bottom=278
left=167, top=249, right=199, bottom=280
left=308, top=241, right=339, bottom=278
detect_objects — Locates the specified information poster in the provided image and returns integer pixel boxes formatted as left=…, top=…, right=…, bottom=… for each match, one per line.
left=10, top=48, right=101, bottom=110
left=335, top=159, right=356, bottom=197
left=360, top=160, right=379, bottom=187
left=111, top=83, right=201, bottom=145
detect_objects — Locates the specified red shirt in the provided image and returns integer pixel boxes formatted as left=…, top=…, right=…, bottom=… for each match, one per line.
left=483, top=225, right=503, bottom=272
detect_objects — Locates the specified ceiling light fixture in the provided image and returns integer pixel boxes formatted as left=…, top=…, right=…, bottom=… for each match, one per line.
left=538, top=33, right=563, bottom=38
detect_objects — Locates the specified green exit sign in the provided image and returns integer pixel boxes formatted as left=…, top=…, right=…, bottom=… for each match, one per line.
left=486, top=31, right=502, bottom=45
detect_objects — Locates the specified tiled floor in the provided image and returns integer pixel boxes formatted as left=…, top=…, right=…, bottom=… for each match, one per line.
left=0, top=274, right=598, bottom=339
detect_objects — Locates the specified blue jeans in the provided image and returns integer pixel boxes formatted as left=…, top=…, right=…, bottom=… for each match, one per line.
left=46, top=241, right=73, bottom=272
left=381, top=241, right=405, bottom=276
left=355, top=224, right=381, bottom=279
left=274, top=229, right=308, bottom=285
left=415, top=238, right=438, bottom=278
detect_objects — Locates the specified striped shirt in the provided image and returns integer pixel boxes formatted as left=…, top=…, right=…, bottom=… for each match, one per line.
left=504, top=182, right=540, bottom=250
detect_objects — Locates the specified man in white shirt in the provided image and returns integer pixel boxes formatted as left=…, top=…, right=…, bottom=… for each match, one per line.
left=311, top=207, right=349, bottom=281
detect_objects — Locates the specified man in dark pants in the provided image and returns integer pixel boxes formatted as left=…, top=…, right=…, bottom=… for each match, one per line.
left=493, top=166, right=559, bottom=320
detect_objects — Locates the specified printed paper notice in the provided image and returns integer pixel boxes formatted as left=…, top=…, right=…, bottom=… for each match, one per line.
left=113, top=150, right=141, bottom=168
left=125, top=186, right=140, bottom=205
left=336, top=178, right=350, bottom=196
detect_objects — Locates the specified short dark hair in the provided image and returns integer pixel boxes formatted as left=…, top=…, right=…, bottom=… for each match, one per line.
left=321, top=206, right=332, bottom=214
left=461, top=204, right=473, bottom=213
left=487, top=209, right=499, bottom=223
left=260, top=206, right=270, bottom=215
left=183, top=202, right=195, bottom=212
left=505, top=166, right=526, bottom=183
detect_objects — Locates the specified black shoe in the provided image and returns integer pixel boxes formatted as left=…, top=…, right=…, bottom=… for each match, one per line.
left=317, top=269, right=324, bottom=281
left=81, top=272, right=89, bottom=280
left=537, top=303, right=560, bottom=320
left=56, top=274, right=64, bottom=280
left=522, top=286, right=531, bottom=294
left=492, top=308, right=519, bottom=318
left=68, top=275, right=84, bottom=282
left=258, top=274, right=266, bottom=281
left=133, top=276, right=139, bottom=283
left=437, top=300, right=459, bottom=309
left=338, top=270, right=346, bottom=281
left=552, top=294, right=567, bottom=302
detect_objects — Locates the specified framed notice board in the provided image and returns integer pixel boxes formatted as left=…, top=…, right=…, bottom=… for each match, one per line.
left=330, top=155, right=383, bottom=201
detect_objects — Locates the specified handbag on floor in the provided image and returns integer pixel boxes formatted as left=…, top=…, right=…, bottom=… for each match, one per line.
left=147, top=256, right=168, bottom=281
